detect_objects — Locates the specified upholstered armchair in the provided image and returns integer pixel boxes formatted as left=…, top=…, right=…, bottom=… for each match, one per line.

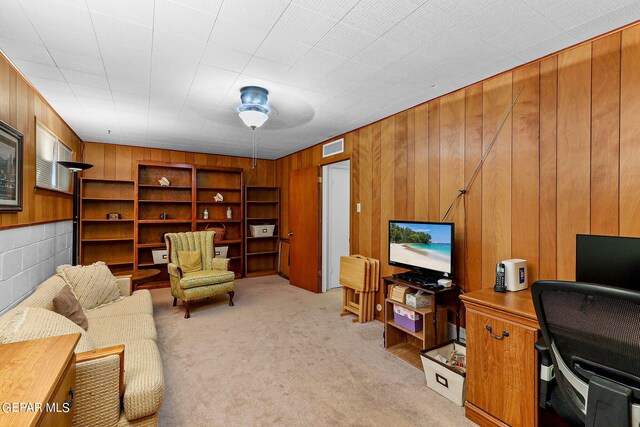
left=164, top=231, right=235, bottom=318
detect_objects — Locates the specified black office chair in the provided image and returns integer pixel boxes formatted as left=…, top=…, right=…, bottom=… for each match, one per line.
left=531, top=280, right=640, bottom=427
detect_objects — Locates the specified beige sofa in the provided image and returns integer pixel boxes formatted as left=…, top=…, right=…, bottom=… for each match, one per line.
left=0, top=273, right=164, bottom=426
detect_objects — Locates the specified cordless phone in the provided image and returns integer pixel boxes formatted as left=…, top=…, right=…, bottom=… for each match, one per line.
left=494, top=262, right=507, bottom=292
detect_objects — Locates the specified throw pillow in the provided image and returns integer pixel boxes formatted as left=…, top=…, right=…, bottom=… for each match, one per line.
left=53, top=285, right=89, bottom=330
left=0, top=307, right=96, bottom=353
left=57, top=262, right=122, bottom=310
left=178, top=250, right=202, bottom=273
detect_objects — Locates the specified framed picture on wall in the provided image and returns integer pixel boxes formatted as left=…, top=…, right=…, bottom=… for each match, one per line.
left=0, top=121, right=23, bottom=212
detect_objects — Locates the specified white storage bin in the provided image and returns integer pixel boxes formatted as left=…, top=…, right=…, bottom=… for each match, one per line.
left=249, top=224, right=275, bottom=237
left=214, top=246, right=229, bottom=258
left=152, top=249, right=168, bottom=264
left=420, top=341, right=467, bottom=406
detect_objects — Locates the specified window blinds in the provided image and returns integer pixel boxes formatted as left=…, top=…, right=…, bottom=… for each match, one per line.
left=35, top=123, right=72, bottom=192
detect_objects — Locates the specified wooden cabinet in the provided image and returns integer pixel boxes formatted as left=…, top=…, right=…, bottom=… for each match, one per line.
left=461, top=289, right=540, bottom=427
left=244, top=186, right=280, bottom=277
left=80, top=178, right=135, bottom=273
left=0, top=334, right=79, bottom=427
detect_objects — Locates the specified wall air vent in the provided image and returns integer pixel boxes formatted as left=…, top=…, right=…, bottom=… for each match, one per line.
left=322, top=138, right=344, bottom=158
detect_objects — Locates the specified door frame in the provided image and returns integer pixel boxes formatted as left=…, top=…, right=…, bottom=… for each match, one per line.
left=321, top=160, right=351, bottom=292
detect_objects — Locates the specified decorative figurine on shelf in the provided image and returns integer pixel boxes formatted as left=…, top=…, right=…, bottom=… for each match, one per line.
left=106, top=213, right=121, bottom=220
left=203, top=208, right=209, bottom=220
left=160, top=212, right=168, bottom=220
left=158, top=177, right=170, bottom=186
left=214, top=192, right=224, bottom=202
left=226, top=206, right=232, bottom=219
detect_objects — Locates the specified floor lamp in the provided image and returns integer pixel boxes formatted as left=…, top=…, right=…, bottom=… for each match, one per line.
left=58, top=161, right=93, bottom=266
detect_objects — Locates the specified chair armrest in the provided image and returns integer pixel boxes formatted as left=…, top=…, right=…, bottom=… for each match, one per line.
left=212, top=257, right=230, bottom=270
left=73, top=345, right=125, bottom=426
left=76, top=345, right=125, bottom=396
left=167, top=263, right=182, bottom=278
left=114, top=276, right=132, bottom=296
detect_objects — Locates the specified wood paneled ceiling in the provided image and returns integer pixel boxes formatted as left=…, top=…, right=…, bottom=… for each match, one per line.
left=0, top=0, right=638, bottom=158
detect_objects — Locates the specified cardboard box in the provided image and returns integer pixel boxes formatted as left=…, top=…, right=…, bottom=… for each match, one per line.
left=420, top=341, right=467, bottom=406
left=393, top=304, right=423, bottom=333
left=405, top=292, right=431, bottom=308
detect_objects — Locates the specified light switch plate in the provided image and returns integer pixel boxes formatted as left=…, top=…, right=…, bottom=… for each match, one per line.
left=356, top=202, right=361, bottom=213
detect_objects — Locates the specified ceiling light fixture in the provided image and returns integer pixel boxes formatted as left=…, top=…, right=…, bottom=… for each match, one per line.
left=237, top=86, right=269, bottom=169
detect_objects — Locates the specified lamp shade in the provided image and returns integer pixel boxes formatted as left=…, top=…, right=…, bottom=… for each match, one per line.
left=238, top=110, right=269, bottom=128
left=58, top=161, right=93, bottom=172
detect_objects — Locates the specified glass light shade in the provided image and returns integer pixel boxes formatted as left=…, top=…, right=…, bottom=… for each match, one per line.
left=239, top=110, right=268, bottom=128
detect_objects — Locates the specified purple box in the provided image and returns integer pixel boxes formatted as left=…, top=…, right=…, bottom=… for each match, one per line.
left=394, top=312, right=423, bottom=333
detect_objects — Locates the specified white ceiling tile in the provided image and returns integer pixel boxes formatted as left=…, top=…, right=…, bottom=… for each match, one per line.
left=292, top=0, right=359, bottom=20
left=20, top=0, right=94, bottom=35
left=243, top=56, right=291, bottom=82
left=352, top=38, right=410, bottom=69
left=152, top=30, right=206, bottom=63
left=33, top=25, right=101, bottom=57
left=219, top=0, right=290, bottom=32
left=48, top=49, right=104, bottom=74
left=254, top=34, right=311, bottom=67
left=69, top=84, right=113, bottom=101
left=294, top=48, right=347, bottom=76
left=60, top=68, right=108, bottom=89
left=154, top=0, right=216, bottom=41
left=512, top=32, right=578, bottom=63
left=271, top=4, right=338, bottom=46
left=566, top=2, right=640, bottom=41
left=12, top=59, right=64, bottom=81
left=209, top=17, right=269, bottom=55
left=200, top=41, right=252, bottom=72
left=91, top=13, right=153, bottom=51
left=0, top=39, right=52, bottom=65
left=315, top=23, right=377, bottom=58
left=343, top=0, right=426, bottom=37
left=0, top=3, right=42, bottom=45
left=171, top=0, right=223, bottom=14
left=86, top=0, right=155, bottom=27
left=524, top=0, right=638, bottom=31
left=187, top=65, right=239, bottom=106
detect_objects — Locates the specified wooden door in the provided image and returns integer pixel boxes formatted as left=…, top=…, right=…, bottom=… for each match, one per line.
left=466, top=309, right=538, bottom=427
left=289, top=167, right=320, bottom=292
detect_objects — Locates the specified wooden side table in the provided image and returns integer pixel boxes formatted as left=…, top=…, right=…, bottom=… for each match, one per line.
left=0, top=334, right=80, bottom=426
left=115, top=269, right=161, bottom=292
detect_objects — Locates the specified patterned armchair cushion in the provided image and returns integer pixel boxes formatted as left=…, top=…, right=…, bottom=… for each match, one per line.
left=179, top=270, right=235, bottom=289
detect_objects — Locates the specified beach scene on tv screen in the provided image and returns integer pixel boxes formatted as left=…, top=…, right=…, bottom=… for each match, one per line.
left=390, top=222, right=452, bottom=273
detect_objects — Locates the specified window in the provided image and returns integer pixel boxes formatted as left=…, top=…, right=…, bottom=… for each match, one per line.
left=35, top=123, right=72, bottom=192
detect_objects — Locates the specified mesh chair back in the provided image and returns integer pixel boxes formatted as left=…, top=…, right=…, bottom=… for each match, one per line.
left=532, top=280, right=640, bottom=419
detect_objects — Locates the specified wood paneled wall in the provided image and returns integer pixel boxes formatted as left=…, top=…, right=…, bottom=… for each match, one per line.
left=0, top=53, right=82, bottom=228
left=276, top=25, right=640, bottom=313
left=82, top=141, right=276, bottom=186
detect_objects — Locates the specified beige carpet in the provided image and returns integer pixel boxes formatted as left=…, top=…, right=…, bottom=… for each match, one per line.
left=150, top=275, right=474, bottom=426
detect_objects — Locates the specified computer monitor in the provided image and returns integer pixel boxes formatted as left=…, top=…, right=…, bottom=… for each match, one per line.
left=576, top=234, right=640, bottom=291
left=388, top=220, right=454, bottom=279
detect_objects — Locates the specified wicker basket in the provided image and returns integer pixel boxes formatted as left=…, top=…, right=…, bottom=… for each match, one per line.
left=205, top=223, right=226, bottom=242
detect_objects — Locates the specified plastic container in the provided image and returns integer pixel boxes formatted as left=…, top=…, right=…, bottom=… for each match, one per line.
left=214, top=246, right=229, bottom=258
left=420, top=340, right=467, bottom=406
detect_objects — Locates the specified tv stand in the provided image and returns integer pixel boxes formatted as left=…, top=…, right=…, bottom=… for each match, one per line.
left=393, top=270, right=440, bottom=285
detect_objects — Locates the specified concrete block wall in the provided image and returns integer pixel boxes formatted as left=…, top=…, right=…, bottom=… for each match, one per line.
left=0, top=220, right=72, bottom=314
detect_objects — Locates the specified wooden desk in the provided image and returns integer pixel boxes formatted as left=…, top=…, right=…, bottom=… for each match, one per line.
left=0, top=334, right=80, bottom=426
left=461, top=289, right=539, bottom=427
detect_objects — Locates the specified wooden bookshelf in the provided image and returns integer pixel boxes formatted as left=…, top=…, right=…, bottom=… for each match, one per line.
left=80, top=178, right=135, bottom=273
left=244, top=186, right=280, bottom=278
left=135, top=162, right=193, bottom=287
left=194, top=166, right=244, bottom=279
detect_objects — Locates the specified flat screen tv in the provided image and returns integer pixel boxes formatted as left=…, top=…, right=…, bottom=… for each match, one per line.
left=389, top=220, right=454, bottom=279
left=576, top=234, right=640, bottom=291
